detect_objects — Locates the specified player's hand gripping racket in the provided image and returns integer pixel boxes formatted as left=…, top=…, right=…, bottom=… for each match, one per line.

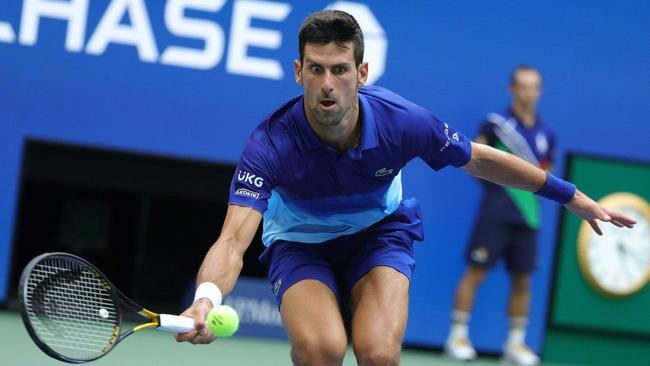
left=18, top=252, right=195, bottom=363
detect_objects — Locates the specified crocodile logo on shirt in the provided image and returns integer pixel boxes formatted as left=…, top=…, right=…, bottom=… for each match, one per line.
left=375, top=168, right=394, bottom=177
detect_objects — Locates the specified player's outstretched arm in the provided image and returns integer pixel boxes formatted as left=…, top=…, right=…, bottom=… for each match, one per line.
left=175, top=204, right=262, bottom=344
left=462, top=142, right=636, bottom=234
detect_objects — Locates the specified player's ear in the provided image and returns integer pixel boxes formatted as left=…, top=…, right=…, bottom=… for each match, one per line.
left=357, top=62, right=368, bottom=86
left=294, top=59, right=303, bottom=85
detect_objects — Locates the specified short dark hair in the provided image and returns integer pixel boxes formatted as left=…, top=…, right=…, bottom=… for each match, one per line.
left=510, top=65, right=541, bottom=86
left=298, top=10, right=364, bottom=66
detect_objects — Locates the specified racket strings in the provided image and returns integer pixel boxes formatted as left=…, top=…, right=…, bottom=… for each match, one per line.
left=24, top=257, right=119, bottom=360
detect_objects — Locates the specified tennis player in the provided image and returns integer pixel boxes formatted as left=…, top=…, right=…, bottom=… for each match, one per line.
left=175, top=10, right=635, bottom=366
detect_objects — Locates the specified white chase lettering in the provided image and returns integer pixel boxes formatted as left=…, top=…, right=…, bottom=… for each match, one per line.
left=0, top=21, right=15, bottom=43
left=226, top=0, right=291, bottom=80
left=19, top=0, right=89, bottom=52
left=86, top=0, right=158, bottom=62
left=6, top=0, right=386, bottom=82
left=160, top=0, right=227, bottom=70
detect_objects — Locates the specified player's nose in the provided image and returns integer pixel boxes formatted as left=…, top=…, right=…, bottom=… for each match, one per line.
left=321, top=71, right=334, bottom=92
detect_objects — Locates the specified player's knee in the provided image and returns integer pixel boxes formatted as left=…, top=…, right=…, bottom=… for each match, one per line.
left=464, top=266, right=488, bottom=286
left=355, top=347, right=400, bottom=366
left=291, top=337, right=346, bottom=366
left=353, top=337, right=401, bottom=366
left=511, top=274, right=531, bottom=292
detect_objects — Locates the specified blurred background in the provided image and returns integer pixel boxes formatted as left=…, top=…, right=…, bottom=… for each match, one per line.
left=1, top=0, right=649, bottom=365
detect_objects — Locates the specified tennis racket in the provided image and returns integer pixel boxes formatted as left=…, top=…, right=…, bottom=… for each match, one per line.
left=18, top=252, right=195, bottom=363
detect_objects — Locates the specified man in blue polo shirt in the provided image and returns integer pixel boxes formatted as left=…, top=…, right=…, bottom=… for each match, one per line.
left=445, top=66, right=554, bottom=365
left=175, top=10, right=635, bottom=365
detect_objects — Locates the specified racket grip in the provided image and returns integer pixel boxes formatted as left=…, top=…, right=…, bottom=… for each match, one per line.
left=158, top=314, right=195, bottom=333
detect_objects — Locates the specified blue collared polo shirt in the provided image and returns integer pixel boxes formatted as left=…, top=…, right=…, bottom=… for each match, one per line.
left=229, top=86, right=472, bottom=246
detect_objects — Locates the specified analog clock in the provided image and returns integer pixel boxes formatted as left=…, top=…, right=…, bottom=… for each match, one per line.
left=577, top=192, right=650, bottom=297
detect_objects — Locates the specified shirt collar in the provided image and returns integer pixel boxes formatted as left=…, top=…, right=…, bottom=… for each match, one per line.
left=289, top=96, right=321, bottom=149
left=506, top=107, right=542, bottom=128
left=289, top=93, right=378, bottom=152
left=358, top=92, right=378, bottom=151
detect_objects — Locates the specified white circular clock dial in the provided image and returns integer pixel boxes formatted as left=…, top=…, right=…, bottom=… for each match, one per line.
left=578, top=193, right=650, bottom=296
left=585, top=209, right=650, bottom=293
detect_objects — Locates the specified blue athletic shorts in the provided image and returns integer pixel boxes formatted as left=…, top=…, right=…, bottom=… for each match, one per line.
left=259, top=198, right=424, bottom=307
left=465, top=218, right=538, bottom=273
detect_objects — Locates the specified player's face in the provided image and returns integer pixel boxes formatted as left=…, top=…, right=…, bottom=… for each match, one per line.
left=510, top=70, right=542, bottom=108
left=294, top=42, right=368, bottom=128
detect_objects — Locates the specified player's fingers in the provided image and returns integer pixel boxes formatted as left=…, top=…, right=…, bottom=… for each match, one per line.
left=588, top=219, right=603, bottom=235
left=175, top=329, right=198, bottom=342
left=616, top=219, right=635, bottom=228
left=609, top=219, right=624, bottom=228
left=195, top=320, right=210, bottom=335
left=200, top=334, right=216, bottom=344
left=190, top=332, right=204, bottom=345
left=596, top=207, right=611, bottom=222
left=190, top=333, right=214, bottom=345
left=197, top=325, right=211, bottom=338
left=199, top=338, right=214, bottom=345
left=608, top=210, right=637, bottom=227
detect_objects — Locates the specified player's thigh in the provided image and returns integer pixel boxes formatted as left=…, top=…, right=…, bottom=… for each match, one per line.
left=280, top=279, right=347, bottom=355
left=349, top=266, right=409, bottom=353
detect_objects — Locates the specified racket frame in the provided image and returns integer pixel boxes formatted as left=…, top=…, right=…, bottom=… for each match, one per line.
left=18, top=252, right=166, bottom=363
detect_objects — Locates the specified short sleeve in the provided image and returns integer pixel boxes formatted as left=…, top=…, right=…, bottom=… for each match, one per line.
left=228, top=132, right=277, bottom=213
left=404, top=106, right=472, bottom=171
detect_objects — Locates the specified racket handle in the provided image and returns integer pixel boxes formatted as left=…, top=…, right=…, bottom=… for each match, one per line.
left=158, top=314, right=195, bottom=333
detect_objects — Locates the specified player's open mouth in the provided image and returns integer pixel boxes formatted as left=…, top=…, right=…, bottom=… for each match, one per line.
left=320, top=100, right=336, bottom=108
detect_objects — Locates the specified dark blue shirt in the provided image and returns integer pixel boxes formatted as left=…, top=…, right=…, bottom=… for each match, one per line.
left=229, top=86, right=472, bottom=246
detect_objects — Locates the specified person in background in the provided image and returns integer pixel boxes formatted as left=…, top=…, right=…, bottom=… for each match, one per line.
left=445, top=66, right=554, bottom=366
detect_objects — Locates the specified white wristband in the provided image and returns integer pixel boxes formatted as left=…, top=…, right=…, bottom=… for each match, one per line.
left=193, top=282, right=222, bottom=308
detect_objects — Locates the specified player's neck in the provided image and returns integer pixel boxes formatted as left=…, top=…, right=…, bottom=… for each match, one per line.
left=307, top=101, right=361, bottom=153
left=511, top=103, right=537, bottom=128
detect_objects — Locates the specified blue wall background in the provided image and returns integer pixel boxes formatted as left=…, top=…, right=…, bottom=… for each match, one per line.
left=1, top=0, right=649, bottom=354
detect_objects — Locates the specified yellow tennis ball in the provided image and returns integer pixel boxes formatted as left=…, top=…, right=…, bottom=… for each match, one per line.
left=206, top=305, right=239, bottom=337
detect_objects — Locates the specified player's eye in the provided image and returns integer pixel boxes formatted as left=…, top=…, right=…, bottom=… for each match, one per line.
left=333, top=66, right=347, bottom=75
left=310, top=65, right=323, bottom=74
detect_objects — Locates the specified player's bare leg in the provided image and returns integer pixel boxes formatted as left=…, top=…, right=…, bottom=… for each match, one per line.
left=453, top=265, right=488, bottom=312
left=349, top=266, right=409, bottom=366
left=445, top=265, right=488, bottom=360
left=503, top=272, right=539, bottom=366
left=281, top=280, right=347, bottom=366
left=508, top=272, right=530, bottom=319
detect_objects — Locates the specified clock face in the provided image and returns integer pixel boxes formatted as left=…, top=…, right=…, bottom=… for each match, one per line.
left=577, top=192, right=650, bottom=296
